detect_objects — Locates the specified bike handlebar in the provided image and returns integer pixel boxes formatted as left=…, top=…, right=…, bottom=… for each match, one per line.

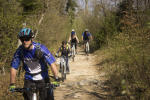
left=13, top=88, right=29, bottom=93
left=11, top=83, right=59, bottom=93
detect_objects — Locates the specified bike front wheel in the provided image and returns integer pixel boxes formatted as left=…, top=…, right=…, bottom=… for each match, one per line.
left=61, top=65, right=66, bottom=82
left=85, top=42, right=89, bottom=55
left=61, top=65, right=64, bottom=82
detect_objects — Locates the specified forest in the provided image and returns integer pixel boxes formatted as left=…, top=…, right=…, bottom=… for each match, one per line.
left=0, top=0, right=150, bottom=100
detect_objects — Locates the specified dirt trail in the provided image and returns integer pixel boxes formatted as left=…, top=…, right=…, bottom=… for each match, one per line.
left=55, top=47, right=106, bottom=100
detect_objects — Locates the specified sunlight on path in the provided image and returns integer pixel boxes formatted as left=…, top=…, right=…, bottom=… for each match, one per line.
left=54, top=47, right=104, bottom=100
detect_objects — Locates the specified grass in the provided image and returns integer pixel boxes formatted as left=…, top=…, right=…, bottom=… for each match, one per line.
left=94, top=30, right=150, bottom=100
left=0, top=71, right=24, bottom=100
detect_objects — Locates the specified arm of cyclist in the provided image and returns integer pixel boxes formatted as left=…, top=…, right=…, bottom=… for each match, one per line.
left=67, top=44, right=70, bottom=52
left=41, top=45, right=59, bottom=80
left=55, top=47, right=61, bottom=57
left=68, top=47, right=72, bottom=57
left=50, top=63, right=59, bottom=80
left=75, top=35, right=80, bottom=43
left=9, top=68, right=17, bottom=91
left=90, top=34, right=93, bottom=41
left=9, top=48, right=21, bottom=91
left=10, top=68, right=17, bottom=84
left=82, top=36, right=84, bottom=41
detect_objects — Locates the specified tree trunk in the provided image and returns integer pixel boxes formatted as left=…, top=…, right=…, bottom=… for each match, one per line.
left=84, top=0, right=88, bottom=15
left=1, top=58, right=7, bottom=75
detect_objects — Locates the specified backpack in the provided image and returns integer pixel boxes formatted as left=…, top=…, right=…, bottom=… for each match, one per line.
left=83, top=32, right=89, bottom=40
left=60, top=44, right=70, bottom=56
left=17, top=44, right=44, bottom=77
left=60, top=43, right=69, bottom=50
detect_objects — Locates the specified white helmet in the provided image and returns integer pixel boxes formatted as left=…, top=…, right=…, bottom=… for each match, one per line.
left=85, top=29, right=88, bottom=31
left=72, top=29, right=75, bottom=31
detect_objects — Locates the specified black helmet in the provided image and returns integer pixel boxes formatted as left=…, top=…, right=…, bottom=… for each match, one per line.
left=62, top=41, right=67, bottom=45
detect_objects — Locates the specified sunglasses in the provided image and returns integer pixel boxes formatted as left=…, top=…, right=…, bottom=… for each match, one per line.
left=20, top=37, right=31, bottom=42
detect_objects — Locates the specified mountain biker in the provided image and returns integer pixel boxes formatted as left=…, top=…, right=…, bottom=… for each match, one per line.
left=9, top=28, right=59, bottom=100
left=56, top=41, right=70, bottom=74
left=68, top=29, right=79, bottom=54
left=82, top=29, right=93, bottom=50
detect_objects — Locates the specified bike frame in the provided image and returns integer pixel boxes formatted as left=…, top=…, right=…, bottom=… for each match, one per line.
left=12, top=83, right=56, bottom=100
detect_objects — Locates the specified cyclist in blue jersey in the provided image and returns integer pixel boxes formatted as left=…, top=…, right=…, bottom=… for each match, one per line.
left=9, top=28, right=59, bottom=100
left=68, top=29, right=79, bottom=54
left=82, top=29, right=93, bottom=50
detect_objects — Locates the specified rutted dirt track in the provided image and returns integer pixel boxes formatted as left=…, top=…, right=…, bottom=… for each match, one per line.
left=54, top=47, right=106, bottom=100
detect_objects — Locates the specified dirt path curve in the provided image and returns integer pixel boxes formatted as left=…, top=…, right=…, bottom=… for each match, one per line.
left=54, top=47, right=106, bottom=100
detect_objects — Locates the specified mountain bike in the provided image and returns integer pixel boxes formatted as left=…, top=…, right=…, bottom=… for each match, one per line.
left=11, top=82, right=59, bottom=100
left=59, top=56, right=67, bottom=82
left=84, top=40, right=90, bottom=56
left=71, top=43, right=76, bottom=61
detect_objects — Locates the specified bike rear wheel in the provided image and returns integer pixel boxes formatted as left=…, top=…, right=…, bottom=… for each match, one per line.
left=61, top=65, right=64, bottom=82
left=61, top=65, right=66, bottom=82
left=72, top=45, right=75, bottom=61
left=63, top=64, right=66, bottom=80
left=85, top=42, right=89, bottom=55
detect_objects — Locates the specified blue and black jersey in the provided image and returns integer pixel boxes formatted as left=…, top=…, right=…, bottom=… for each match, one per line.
left=11, top=42, right=56, bottom=80
left=82, top=32, right=91, bottom=41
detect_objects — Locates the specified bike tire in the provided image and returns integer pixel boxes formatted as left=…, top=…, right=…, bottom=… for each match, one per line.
left=72, top=55, right=74, bottom=62
left=86, top=42, right=89, bottom=56
left=63, top=63, right=66, bottom=80
left=61, top=65, right=64, bottom=82
left=62, top=65, right=67, bottom=81
left=72, top=45, right=75, bottom=61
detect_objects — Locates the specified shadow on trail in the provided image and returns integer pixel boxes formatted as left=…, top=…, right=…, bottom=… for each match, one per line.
left=63, top=80, right=113, bottom=100
left=64, top=86, right=108, bottom=100
left=99, top=79, right=131, bottom=100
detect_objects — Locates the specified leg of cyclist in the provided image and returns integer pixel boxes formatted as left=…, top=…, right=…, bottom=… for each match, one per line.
left=37, top=80, right=47, bottom=100
left=87, top=40, right=90, bottom=53
left=66, top=57, right=70, bottom=74
left=75, top=41, right=77, bottom=54
left=38, top=78, right=54, bottom=100
left=23, top=80, right=35, bottom=100
left=71, top=42, right=73, bottom=56
left=83, top=41, right=86, bottom=52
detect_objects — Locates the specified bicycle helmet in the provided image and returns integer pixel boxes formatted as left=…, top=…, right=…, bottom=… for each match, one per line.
left=18, top=28, right=34, bottom=39
left=85, top=29, right=88, bottom=32
left=72, top=29, right=75, bottom=31
left=62, top=41, right=67, bottom=45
